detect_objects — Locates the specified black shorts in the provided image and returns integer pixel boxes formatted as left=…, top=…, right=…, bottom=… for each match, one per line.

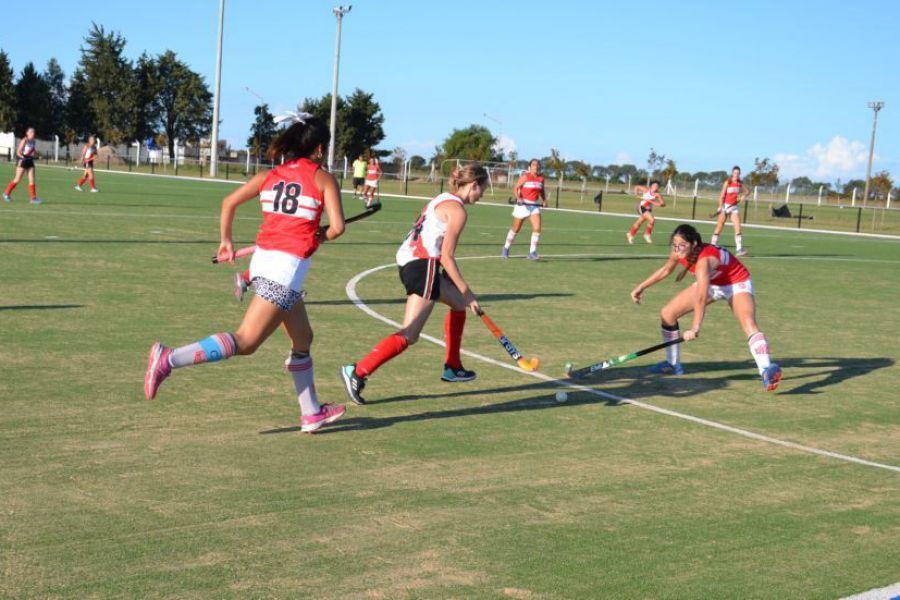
left=399, top=258, right=445, bottom=300
left=639, top=205, right=652, bottom=215
left=353, top=177, right=364, bottom=187
left=17, top=157, right=35, bottom=170
left=83, top=161, right=94, bottom=170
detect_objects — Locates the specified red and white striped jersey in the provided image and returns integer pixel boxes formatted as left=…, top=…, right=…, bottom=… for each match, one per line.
left=640, top=190, right=661, bottom=210
left=396, top=192, right=464, bottom=267
left=520, top=173, right=544, bottom=203
left=82, top=144, right=97, bottom=162
left=723, top=178, right=743, bottom=205
left=366, top=164, right=380, bottom=181
left=679, top=244, right=750, bottom=286
left=255, top=158, right=325, bottom=259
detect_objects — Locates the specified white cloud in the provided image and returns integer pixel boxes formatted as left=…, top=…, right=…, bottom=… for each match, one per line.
left=399, top=140, right=437, bottom=156
left=493, top=134, right=517, bottom=157
left=775, top=136, right=873, bottom=180
left=614, top=151, right=632, bottom=165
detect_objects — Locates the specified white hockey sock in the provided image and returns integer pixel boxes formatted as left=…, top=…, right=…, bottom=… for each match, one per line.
left=286, top=351, right=320, bottom=415
left=503, top=229, right=517, bottom=250
left=735, top=234, right=743, bottom=251
left=711, top=233, right=719, bottom=246
left=662, top=323, right=681, bottom=365
left=748, top=332, right=771, bottom=374
left=529, top=233, right=541, bottom=253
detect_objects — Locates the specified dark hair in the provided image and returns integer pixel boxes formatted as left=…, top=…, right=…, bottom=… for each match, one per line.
left=671, top=224, right=704, bottom=281
left=732, top=165, right=741, bottom=172
left=650, top=179, right=661, bottom=187
left=268, top=116, right=330, bottom=161
left=529, top=158, right=539, bottom=166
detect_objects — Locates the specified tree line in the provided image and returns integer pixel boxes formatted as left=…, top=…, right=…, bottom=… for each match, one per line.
left=0, top=23, right=212, bottom=160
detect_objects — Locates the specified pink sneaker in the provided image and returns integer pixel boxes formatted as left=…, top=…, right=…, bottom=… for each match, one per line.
left=301, top=403, right=346, bottom=433
left=144, top=342, right=173, bottom=400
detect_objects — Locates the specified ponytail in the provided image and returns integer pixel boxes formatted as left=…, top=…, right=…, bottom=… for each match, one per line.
left=449, top=163, right=489, bottom=193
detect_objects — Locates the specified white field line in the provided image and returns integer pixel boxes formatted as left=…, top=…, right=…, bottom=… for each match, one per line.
left=346, top=257, right=900, bottom=475
left=17, top=164, right=900, bottom=241
left=840, top=581, right=900, bottom=600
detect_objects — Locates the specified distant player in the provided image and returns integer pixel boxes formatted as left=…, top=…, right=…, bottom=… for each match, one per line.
left=74, top=135, right=99, bottom=193
left=363, top=156, right=381, bottom=206
left=629, top=223, right=782, bottom=391
left=501, top=158, right=546, bottom=260
left=4, top=127, right=41, bottom=204
left=711, top=166, right=749, bottom=256
left=339, top=164, right=488, bottom=405
left=626, top=180, right=665, bottom=244
left=144, top=112, right=348, bottom=432
left=351, top=154, right=367, bottom=198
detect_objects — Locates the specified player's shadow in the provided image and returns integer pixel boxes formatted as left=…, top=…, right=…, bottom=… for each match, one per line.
left=304, top=292, right=573, bottom=307
left=0, top=304, right=84, bottom=311
left=257, top=356, right=892, bottom=435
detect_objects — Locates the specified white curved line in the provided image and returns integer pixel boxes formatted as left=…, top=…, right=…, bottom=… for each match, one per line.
left=346, top=256, right=900, bottom=474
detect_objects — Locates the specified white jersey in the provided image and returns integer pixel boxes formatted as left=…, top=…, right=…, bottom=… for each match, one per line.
left=396, top=193, right=464, bottom=267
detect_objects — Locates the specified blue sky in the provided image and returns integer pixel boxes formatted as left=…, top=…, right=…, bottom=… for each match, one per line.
left=2, top=0, right=898, bottom=181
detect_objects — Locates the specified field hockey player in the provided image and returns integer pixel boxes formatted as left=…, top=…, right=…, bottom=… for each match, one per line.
left=144, top=112, right=348, bottom=432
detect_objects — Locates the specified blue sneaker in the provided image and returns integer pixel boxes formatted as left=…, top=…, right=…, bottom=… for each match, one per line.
left=441, top=364, right=476, bottom=382
left=501, top=247, right=509, bottom=258
left=649, top=360, right=684, bottom=375
left=339, top=364, right=367, bottom=405
left=526, top=251, right=539, bottom=261
left=761, top=363, right=783, bottom=392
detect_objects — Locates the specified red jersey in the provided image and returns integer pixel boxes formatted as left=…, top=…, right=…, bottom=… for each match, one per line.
left=82, top=144, right=97, bottom=163
left=366, top=164, right=381, bottom=181
left=519, top=173, right=544, bottom=204
left=723, top=178, right=743, bottom=206
left=678, top=244, right=750, bottom=286
left=255, top=158, right=324, bottom=259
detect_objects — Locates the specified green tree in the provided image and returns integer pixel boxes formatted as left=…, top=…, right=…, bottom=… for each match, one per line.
left=247, top=103, right=277, bottom=162
left=647, top=148, right=666, bottom=180
left=842, top=179, right=865, bottom=196
left=441, top=125, right=496, bottom=161
left=131, top=53, right=159, bottom=143
left=151, top=50, right=212, bottom=159
left=44, top=58, right=67, bottom=138
left=409, top=155, right=426, bottom=170
left=547, top=149, right=565, bottom=183
left=0, top=51, right=15, bottom=131
left=298, top=88, right=385, bottom=160
left=748, top=157, right=779, bottom=187
left=65, top=68, right=95, bottom=139
left=390, top=146, right=407, bottom=169
left=661, top=159, right=678, bottom=184
left=14, top=63, right=52, bottom=136
left=78, top=23, right=136, bottom=146
left=869, top=171, right=893, bottom=200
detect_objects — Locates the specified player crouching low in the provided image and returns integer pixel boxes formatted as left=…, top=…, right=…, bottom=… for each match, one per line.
left=629, top=223, right=782, bottom=391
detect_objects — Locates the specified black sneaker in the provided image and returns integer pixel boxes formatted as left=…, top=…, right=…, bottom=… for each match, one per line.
left=340, top=364, right=367, bottom=405
left=441, top=364, right=477, bottom=382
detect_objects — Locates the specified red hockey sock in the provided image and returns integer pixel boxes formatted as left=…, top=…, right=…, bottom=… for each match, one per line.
left=646, top=222, right=654, bottom=234
left=78, top=176, right=87, bottom=186
left=355, top=333, right=409, bottom=377
left=4, top=181, right=16, bottom=196
left=28, top=184, right=36, bottom=199
left=443, top=310, right=466, bottom=369
left=629, top=224, right=639, bottom=235
left=88, top=175, right=95, bottom=188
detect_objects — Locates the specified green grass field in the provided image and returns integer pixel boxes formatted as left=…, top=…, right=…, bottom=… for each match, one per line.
left=2, top=164, right=898, bottom=598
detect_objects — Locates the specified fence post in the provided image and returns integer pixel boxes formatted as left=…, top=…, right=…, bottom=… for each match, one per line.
left=785, top=182, right=791, bottom=203
left=439, top=178, right=444, bottom=194
left=225, top=163, right=229, bottom=180
left=851, top=188, right=857, bottom=206
left=605, top=175, right=610, bottom=194
left=888, top=190, right=893, bottom=209
left=128, top=158, right=132, bottom=172
left=403, top=160, right=409, bottom=196
left=817, top=185, right=823, bottom=206
left=106, top=155, right=110, bottom=171
left=691, top=193, right=698, bottom=220
left=856, top=207, right=862, bottom=232
left=54, top=135, right=59, bottom=162
left=743, top=197, right=750, bottom=224
left=797, top=203, right=803, bottom=228
left=555, top=185, right=560, bottom=208
left=151, top=161, right=155, bottom=174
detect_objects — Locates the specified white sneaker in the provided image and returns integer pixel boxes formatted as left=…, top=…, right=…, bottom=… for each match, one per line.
left=90, top=188, right=99, bottom=193
left=643, top=234, right=653, bottom=244
left=626, top=232, right=634, bottom=244
left=74, top=185, right=83, bottom=192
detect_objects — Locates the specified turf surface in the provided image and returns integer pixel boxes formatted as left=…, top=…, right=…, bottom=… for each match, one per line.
left=1, top=165, right=898, bottom=598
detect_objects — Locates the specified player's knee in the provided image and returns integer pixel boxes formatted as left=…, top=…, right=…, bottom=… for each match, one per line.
left=660, top=310, right=678, bottom=326
left=234, top=333, right=263, bottom=355
left=401, top=331, right=419, bottom=345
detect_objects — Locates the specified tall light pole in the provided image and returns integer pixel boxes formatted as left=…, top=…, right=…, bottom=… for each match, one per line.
left=862, top=101, right=884, bottom=204
left=328, top=5, right=352, bottom=171
left=209, top=0, right=226, bottom=177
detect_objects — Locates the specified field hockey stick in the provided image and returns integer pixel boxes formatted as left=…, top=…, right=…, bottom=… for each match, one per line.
left=565, top=337, right=684, bottom=379
left=210, top=204, right=382, bottom=263
left=475, top=309, right=540, bottom=372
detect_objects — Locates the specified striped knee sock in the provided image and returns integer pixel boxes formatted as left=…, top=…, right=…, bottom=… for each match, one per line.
left=168, top=332, right=237, bottom=368
left=286, top=351, right=320, bottom=416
